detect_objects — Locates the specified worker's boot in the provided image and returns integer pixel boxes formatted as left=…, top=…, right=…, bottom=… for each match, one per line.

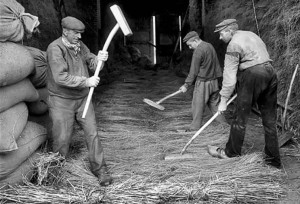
left=98, top=168, right=113, bottom=186
left=207, top=145, right=229, bottom=159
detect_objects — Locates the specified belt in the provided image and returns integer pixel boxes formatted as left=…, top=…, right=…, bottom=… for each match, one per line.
left=240, top=61, right=272, bottom=72
left=196, top=77, right=219, bottom=82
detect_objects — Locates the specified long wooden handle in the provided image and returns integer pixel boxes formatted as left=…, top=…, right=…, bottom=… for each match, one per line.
left=82, top=24, right=120, bottom=118
left=156, top=90, right=182, bottom=104
left=282, top=64, right=298, bottom=128
left=180, top=94, right=237, bottom=154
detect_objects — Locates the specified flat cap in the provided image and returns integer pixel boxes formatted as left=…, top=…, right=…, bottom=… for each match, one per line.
left=183, top=31, right=199, bottom=42
left=214, top=19, right=237, bottom=32
left=61, top=16, right=85, bottom=32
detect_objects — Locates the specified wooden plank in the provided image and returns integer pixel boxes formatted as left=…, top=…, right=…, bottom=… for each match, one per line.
left=277, top=122, right=294, bottom=147
left=279, top=131, right=294, bottom=147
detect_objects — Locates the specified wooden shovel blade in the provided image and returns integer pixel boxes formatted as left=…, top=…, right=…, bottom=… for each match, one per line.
left=163, top=153, right=198, bottom=160
left=143, top=98, right=165, bottom=110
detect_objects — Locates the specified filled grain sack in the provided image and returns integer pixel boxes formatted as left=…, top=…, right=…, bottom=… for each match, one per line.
left=26, top=46, right=48, bottom=88
left=27, top=87, right=49, bottom=115
left=0, top=0, right=39, bottom=42
left=28, top=113, right=52, bottom=136
left=0, top=121, right=47, bottom=180
left=0, top=42, right=35, bottom=87
left=0, top=151, right=40, bottom=186
left=0, top=78, right=39, bottom=113
left=0, top=102, right=28, bottom=152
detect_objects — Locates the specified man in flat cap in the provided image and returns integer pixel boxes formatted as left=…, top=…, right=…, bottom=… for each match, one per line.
left=177, top=31, right=227, bottom=132
left=46, top=16, right=113, bottom=186
left=207, top=19, right=281, bottom=168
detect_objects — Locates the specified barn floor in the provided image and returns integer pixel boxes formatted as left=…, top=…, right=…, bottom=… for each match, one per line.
left=89, top=66, right=300, bottom=203
left=2, top=66, right=300, bottom=203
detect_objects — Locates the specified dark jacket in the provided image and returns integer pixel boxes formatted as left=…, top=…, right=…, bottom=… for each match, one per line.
left=185, top=41, right=222, bottom=87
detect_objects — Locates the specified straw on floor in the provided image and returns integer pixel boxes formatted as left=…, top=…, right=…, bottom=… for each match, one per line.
left=0, top=68, right=288, bottom=203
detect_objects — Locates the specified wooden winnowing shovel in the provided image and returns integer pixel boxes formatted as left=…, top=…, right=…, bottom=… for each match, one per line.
left=82, top=5, right=132, bottom=118
left=143, top=90, right=182, bottom=110
left=164, top=94, right=237, bottom=160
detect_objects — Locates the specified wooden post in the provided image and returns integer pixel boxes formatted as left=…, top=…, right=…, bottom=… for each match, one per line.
left=201, top=0, right=205, bottom=27
left=179, top=15, right=182, bottom=52
left=169, top=6, right=189, bottom=69
left=152, top=16, right=157, bottom=64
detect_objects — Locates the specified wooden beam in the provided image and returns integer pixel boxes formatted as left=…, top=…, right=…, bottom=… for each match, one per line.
left=279, top=133, right=293, bottom=147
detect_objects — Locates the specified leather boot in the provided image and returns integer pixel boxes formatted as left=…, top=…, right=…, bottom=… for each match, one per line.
left=98, top=168, right=113, bottom=186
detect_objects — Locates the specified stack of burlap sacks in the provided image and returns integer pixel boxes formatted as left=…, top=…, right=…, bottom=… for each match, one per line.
left=0, top=0, right=48, bottom=185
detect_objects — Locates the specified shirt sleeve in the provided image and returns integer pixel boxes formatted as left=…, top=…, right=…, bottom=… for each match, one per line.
left=81, top=43, right=98, bottom=72
left=219, top=42, right=240, bottom=99
left=184, top=49, right=202, bottom=87
left=47, top=45, right=87, bottom=89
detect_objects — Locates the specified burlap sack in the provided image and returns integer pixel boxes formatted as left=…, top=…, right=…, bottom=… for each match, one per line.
left=27, top=87, right=49, bottom=116
left=0, top=0, right=39, bottom=42
left=26, top=46, right=48, bottom=88
left=0, top=151, right=40, bottom=186
left=0, top=102, right=28, bottom=152
left=0, top=78, right=39, bottom=113
left=0, top=42, right=35, bottom=87
left=0, top=121, right=47, bottom=180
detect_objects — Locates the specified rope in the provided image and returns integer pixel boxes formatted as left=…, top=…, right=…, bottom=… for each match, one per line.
left=251, top=0, right=260, bottom=36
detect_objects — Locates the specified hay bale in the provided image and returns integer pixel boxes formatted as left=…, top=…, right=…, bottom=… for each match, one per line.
left=0, top=102, right=28, bottom=152
left=0, top=78, right=39, bottom=113
left=0, top=121, right=47, bottom=180
left=0, top=42, right=35, bottom=87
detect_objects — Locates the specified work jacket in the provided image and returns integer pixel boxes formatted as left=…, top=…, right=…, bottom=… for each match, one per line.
left=220, top=30, right=272, bottom=99
left=184, top=41, right=222, bottom=88
left=47, top=37, right=98, bottom=99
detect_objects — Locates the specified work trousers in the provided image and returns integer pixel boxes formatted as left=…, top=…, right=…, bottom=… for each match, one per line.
left=48, top=95, right=106, bottom=177
left=190, top=79, right=226, bottom=130
left=225, top=62, right=281, bottom=167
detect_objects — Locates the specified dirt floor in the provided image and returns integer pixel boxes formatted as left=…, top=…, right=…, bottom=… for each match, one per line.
left=90, top=66, right=300, bottom=203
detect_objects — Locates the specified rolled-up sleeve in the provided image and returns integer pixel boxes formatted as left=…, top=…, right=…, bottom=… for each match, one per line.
left=47, top=45, right=87, bottom=89
left=220, top=42, right=240, bottom=99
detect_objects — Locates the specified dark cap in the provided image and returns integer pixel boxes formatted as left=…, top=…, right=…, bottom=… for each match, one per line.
left=61, top=16, right=85, bottom=32
left=183, top=31, right=199, bottom=42
left=214, top=19, right=237, bottom=32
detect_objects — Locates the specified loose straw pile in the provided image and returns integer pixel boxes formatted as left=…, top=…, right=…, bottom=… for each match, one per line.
left=0, top=69, right=288, bottom=203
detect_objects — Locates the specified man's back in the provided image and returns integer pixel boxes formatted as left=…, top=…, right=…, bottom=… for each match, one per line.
left=193, top=41, right=222, bottom=81
left=229, top=30, right=272, bottom=69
